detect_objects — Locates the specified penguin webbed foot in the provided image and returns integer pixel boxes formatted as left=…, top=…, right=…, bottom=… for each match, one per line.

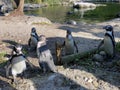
left=12, top=77, right=18, bottom=85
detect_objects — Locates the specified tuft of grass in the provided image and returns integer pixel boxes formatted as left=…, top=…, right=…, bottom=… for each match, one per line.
left=0, top=52, right=7, bottom=67
left=22, top=48, right=29, bottom=55
left=116, top=42, right=120, bottom=52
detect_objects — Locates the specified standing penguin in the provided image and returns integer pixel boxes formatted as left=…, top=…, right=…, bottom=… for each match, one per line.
left=5, top=45, right=32, bottom=84
left=28, top=27, right=39, bottom=51
left=63, top=29, right=78, bottom=55
left=98, top=25, right=115, bottom=58
left=36, top=35, right=57, bottom=73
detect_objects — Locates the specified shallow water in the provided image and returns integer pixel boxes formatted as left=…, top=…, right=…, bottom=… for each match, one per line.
left=25, top=3, right=120, bottom=24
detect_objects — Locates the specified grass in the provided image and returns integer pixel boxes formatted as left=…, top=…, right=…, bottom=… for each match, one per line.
left=116, top=42, right=120, bottom=52
left=0, top=52, right=7, bottom=67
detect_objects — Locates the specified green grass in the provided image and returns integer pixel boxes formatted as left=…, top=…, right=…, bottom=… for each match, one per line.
left=116, top=42, right=120, bottom=52
left=0, top=52, right=7, bottom=67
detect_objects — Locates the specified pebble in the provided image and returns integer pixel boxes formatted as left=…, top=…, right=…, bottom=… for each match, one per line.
left=92, top=81, right=99, bottom=88
left=93, top=54, right=104, bottom=61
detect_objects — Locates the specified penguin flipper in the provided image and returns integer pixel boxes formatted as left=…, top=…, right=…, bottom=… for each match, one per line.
left=74, top=41, right=78, bottom=53
left=28, top=38, right=31, bottom=46
left=98, top=40, right=104, bottom=51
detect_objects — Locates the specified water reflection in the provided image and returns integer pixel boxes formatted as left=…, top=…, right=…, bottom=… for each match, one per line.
left=73, top=7, right=96, bottom=18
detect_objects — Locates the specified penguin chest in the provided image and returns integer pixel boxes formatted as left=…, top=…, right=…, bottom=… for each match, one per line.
left=11, top=56, right=26, bottom=74
left=65, top=39, right=74, bottom=54
left=104, top=36, right=114, bottom=56
left=30, top=37, right=38, bottom=46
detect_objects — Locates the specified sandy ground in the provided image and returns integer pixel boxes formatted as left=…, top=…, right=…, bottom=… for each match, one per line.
left=0, top=16, right=120, bottom=90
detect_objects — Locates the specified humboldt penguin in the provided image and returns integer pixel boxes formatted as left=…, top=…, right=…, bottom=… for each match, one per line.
left=98, top=25, right=115, bottom=58
left=36, top=35, right=57, bottom=73
left=28, top=27, right=39, bottom=51
left=63, top=29, right=78, bottom=55
left=5, top=45, right=32, bottom=84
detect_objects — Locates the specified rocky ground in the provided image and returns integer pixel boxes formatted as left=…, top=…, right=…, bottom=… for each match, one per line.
left=0, top=15, right=120, bottom=90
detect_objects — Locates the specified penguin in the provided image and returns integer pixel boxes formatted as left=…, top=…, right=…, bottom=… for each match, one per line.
left=0, top=4, right=4, bottom=15
left=5, top=45, right=33, bottom=84
left=62, top=29, right=78, bottom=55
left=98, top=25, right=115, bottom=58
left=36, top=35, right=57, bottom=73
left=28, top=27, right=39, bottom=51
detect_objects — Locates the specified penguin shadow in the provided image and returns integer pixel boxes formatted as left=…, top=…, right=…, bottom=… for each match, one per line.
left=58, top=25, right=106, bottom=38
left=2, top=40, right=29, bottom=51
left=0, top=79, right=17, bottom=90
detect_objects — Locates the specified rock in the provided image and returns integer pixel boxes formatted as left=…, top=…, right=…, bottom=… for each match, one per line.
left=66, top=20, right=77, bottom=25
left=92, top=81, right=99, bottom=88
left=83, top=77, right=88, bottom=82
left=24, top=4, right=46, bottom=11
left=93, top=54, right=104, bottom=62
left=73, top=2, right=96, bottom=8
left=99, top=51, right=106, bottom=57
left=48, top=74, right=58, bottom=81
left=87, top=78, right=93, bottom=83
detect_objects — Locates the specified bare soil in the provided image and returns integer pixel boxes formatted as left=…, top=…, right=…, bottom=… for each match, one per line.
left=0, top=16, right=120, bottom=90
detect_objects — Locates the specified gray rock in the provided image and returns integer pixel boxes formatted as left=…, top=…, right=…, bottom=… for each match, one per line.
left=99, top=51, right=106, bottom=57
left=66, top=20, right=77, bottom=25
left=93, top=54, right=104, bottom=62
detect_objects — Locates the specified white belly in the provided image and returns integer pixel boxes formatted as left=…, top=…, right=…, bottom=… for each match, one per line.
left=65, top=38, right=74, bottom=55
left=11, top=56, right=26, bottom=75
left=104, top=36, right=114, bottom=56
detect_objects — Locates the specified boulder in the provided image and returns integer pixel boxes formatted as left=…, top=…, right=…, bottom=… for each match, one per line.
left=93, top=54, right=104, bottom=62
left=73, top=2, right=96, bottom=8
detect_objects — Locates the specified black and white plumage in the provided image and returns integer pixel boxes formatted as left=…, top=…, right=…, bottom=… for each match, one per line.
left=5, top=45, right=27, bottom=83
left=98, top=25, right=115, bottom=58
left=28, top=27, right=39, bottom=50
left=0, top=4, right=4, bottom=12
left=63, top=29, right=78, bottom=55
left=36, top=35, right=57, bottom=73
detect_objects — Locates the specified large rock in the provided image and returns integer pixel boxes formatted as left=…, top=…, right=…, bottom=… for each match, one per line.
left=73, top=2, right=96, bottom=8
left=24, top=3, right=46, bottom=11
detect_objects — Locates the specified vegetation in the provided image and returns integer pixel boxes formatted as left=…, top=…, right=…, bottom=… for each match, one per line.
left=0, top=52, right=7, bottom=68
left=116, top=42, right=120, bottom=52
left=25, top=0, right=42, bottom=4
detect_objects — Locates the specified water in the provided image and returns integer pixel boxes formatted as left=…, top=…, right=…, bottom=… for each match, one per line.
left=25, top=3, right=120, bottom=24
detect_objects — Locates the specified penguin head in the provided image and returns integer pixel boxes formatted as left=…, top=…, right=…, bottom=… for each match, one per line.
left=13, top=44, right=23, bottom=54
left=31, top=27, right=36, bottom=33
left=103, top=25, right=114, bottom=37
left=31, top=27, right=37, bottom=36
left=103, top=25, right=113, bottom=32
left=66, top=29, right=71, bottom=35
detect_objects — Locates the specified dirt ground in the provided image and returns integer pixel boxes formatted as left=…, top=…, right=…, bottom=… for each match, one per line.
left=0, top=16, right=120, bottom=90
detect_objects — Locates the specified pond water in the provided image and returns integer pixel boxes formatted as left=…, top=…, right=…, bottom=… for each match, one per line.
left=25, top=3, right=120, bottom=24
